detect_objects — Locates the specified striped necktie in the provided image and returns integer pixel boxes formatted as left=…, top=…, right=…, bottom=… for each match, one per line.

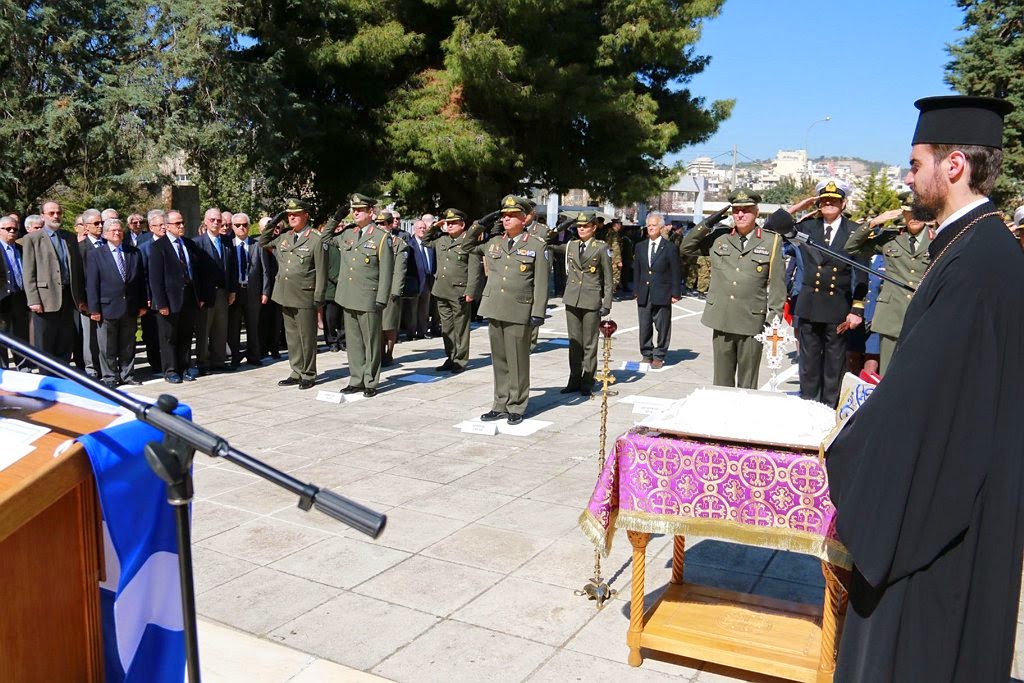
left=114, top=247, right=126, bottom=280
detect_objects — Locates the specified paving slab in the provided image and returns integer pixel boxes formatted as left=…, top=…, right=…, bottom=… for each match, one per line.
left=372, top=620, right=555, bottom=683
left=268, top=591, right=440, bottom=670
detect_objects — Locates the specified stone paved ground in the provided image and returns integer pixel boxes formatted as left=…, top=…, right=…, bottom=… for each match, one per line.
left=130, top=294, right=1023, bottom=682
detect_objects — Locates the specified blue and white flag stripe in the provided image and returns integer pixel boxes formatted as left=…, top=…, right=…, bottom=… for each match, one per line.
left=0, top=370, right=189, bottom=683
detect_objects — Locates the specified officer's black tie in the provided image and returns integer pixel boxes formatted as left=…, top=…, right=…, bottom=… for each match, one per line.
left=909, top=235, right=917, bottom=254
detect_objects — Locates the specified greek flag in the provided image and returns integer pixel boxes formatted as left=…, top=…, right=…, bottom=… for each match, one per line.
left=0, top=370, right=189, bottom=683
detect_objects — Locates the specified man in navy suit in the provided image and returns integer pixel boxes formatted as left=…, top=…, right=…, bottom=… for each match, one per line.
left=194, top=207, right=238, bottom=374
left=138, top=209, right=166, bottom=373
left=227, top=213, right=271, bottom=366
left=149, top=210, right=211, bottom=383
left=633, top=212, right=681, bottom=368
left=86, top=219, right=147, bottom=387
left=407, top=219, right=433, bottom=338
left=0, top=215, right=29, bottom=369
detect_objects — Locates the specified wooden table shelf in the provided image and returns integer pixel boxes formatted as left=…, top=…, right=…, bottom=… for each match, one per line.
left=626, top=532, right=847, bottom=683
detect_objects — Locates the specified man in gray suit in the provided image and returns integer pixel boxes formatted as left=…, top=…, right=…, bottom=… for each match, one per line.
left=77, top=208, right=106, bottom=376
left=20, top=200, right=86, bottom=365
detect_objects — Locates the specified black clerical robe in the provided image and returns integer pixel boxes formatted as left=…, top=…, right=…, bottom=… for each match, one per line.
left=825, top=200, right=1024, bottom=682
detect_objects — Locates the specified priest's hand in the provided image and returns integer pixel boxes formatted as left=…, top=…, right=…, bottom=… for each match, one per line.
left=846, top=313, right=863, bottom=330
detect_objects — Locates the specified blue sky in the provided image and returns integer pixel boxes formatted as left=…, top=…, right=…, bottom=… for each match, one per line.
left=667, top=0, right=967, bottom=167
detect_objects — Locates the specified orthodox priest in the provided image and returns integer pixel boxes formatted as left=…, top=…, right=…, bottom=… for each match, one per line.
left=825, top=96, right=1024, bottom=681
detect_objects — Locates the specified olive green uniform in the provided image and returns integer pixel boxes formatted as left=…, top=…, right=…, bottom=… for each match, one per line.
left=460, top=225, right=549, bottom=416
left=680, top=225, right=785, bottom=388
left=332, top=225, right=394, bottom=390
left=527, top=221, right=550, bottom=348
left=844, top=223, right=931, bottom=372
left=424, top=225, right=483, bottom=370
left=383, top=234, right=409, bottom=331
left=550, top=238, right=613, bottom=390
left=259, top=226, right=326, bottom=381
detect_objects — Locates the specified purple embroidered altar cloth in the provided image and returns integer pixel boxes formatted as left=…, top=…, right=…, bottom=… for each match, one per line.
left=579, top=429, right=850, bottom=568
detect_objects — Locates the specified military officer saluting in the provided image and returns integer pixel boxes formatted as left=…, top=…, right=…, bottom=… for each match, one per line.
left=844, top=190, right=932, bottom=373
left=424, top=208, right=484, bottom=373
left=786, top=180, right=867, bottom=407
left=332, top=193, right=394, bottom=397
left=680, top=189, right=785, bottom=388
left=548, top=212, right=613, bottom=396
left=259, top=198, right=326, bottom=389
left=460, top=195, right=549, bottom=425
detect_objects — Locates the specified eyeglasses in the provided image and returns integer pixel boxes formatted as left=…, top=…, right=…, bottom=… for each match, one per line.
left=0, top=227, right=17, bottom=232
left=232, top=222, right=249, bottom=227
left=89, top=220, right=102, bottom=225
left=167, top=221, right=183, bottom=226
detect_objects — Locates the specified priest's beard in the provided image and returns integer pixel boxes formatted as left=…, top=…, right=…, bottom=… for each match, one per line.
left=911, top=174, right=947, bottom=222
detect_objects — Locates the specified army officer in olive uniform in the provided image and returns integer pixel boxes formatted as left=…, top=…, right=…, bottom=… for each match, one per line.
left=844, top=191, right=932, bottom=373
left=332, top=194, right=394, bottom=397
left=460, top=195, right=549, bottom=425
left=259, top=198, right=326, bottom=389
left=680, top=190, right=785, bottom=388
left=424, top=208, right=483, bottom=373
left=548, top=212, right=613, bottom=396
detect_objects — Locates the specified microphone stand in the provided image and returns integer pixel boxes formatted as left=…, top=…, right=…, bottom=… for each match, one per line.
left=764, top=217, right=916, bottom=292
left=0, top=331, right=386, bottom=683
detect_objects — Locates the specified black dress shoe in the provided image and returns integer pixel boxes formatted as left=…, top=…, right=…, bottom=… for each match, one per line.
left=299, top=379, right=315, bottom=390
left=341, top=385, right=363, bottom=394
left=246, top=359, right=262, bottom=367
left=270, top=352, right=282, bottom=360
left=102, top=379, right=119, bottom=389
left=450, top=364, right=465, bottom=374
left=382, top=357, right=395, bottom=367
left=480, top=410, right=508, bottom=422
left=165, top=373, right=182, bottom=384
left=436, top=360, right=454, bottom=371
left=560, top=385, right=580, bottom=394
left=278, top=377, right=300, bottom=386
left=506, top=413, right=524, bottom=425
left=185, top=367, right=200, bottom=379
left=121, top=376, right=143, bottom=386
left=182, top=373, right=196, bottom=382
left=363, top=388, right=378, bottom=397
left=580, top=387, right=593, bottom=397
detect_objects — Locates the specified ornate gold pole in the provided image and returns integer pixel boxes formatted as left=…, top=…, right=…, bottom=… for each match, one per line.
left=576, top=319, right=618, bottom=608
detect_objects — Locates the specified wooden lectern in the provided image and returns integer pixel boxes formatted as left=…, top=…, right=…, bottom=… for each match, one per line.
left=0, top=393, right=118, bottom=683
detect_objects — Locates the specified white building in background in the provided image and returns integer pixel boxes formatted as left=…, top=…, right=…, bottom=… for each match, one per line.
left=686, top=156, right=715, bottom=176
left=774, top=150, right=808, bottom=179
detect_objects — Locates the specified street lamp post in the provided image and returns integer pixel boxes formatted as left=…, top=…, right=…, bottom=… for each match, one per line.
left=804, top=116, right=831, bottom=171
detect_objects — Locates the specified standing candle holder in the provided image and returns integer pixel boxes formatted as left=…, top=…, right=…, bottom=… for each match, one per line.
left=576, top=318, right=618, bottom=607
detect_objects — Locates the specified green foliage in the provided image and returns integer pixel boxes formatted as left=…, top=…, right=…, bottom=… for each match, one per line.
left=946, top=0, right=1024, bottom=206
left=761, top=176, right=817, bottom=205
left=851, top=169, right=899, bottom=221
left=1, top=0, right=732, bottom=220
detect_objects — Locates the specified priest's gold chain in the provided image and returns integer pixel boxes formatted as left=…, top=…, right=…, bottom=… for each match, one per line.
left=918, top=211, right=1001, bottom=289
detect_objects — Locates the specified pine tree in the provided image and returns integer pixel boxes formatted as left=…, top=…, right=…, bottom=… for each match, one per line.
left=946, top=0, right=1024, bottom=206
left=852, top=169, right=899, bottom=221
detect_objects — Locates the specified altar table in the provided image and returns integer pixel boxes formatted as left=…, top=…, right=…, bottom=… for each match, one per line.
left=580, top=428, right=850, bottom=683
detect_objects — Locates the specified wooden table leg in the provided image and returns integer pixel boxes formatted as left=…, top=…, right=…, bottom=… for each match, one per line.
left=817, top=561, right=844, bottom=682
left=626, top=530, right=650, bottom=667
left=670, top=535, right=685, bottom=585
